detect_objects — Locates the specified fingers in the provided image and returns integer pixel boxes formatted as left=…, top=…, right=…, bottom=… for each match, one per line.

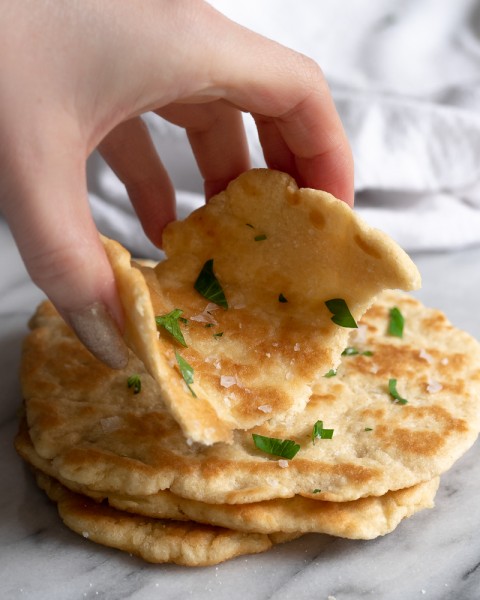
left=179, top=8, right=354, bottom=204
left=2, top=130, right=129, bottom=369
left=98, top=117, right=176, bottom=248
left=157, top=101, right=250, bottom=199
left=252, top=92, right=354, bottom=204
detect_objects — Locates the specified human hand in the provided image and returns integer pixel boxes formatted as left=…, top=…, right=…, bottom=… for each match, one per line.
left=0, top=0, right=353, bottom=368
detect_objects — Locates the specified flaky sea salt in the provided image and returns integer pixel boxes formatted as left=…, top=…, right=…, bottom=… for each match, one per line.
left=294, top=343, right=301, bottom=352
left=278, top=460, right=289, bottom=469
left=370, top=363, right=379, bottom=374
left=427, top=380, right=443, bottom=393
left=190, top=303, right=219, bottom=325
left=258, top=404, right=272, bottom=413
left=419, top=349, right=434, bottom=364
left=441, top=357, right=449, bottom=365
left=100, top=416, right=123, bottom=433
left=220, top=375, right=237, bottom=388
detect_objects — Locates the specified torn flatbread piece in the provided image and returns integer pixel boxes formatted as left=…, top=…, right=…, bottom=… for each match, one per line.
left=104, top=169, right=420, bottom=444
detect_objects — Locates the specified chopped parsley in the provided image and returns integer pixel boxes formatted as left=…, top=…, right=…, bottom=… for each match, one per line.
left=194, top=259, right=228, bottom=309
left=252, top=433, right=300, bottom=459
left=175, top=352, right=197, bottom=397
left=364, top=427, right=373, bottom=432
left=341, top=347, right=374, bottom=356
left=325, top=298, right=358, bottom=328
left=155, top=308, right=187, bottom=347
left=324, top=369, right=337, bottom=378
left=278, top=293, right=288, bottom=303
left=254, top=234, right=267, bottom=242
left=388, top=378, right=408, bottom=405
left=312, top=489, right=322, bottom=494
left=388, top=307, right=405, bottom=338
left=213, top=332, right=224, bottom=338
left=127, top=375, right=142, bottom=394
left=312, top=420, right=334, bottom=443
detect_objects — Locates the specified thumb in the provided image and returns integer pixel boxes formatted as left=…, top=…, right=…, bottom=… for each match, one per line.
left=2, top=134, right=129, bottom=370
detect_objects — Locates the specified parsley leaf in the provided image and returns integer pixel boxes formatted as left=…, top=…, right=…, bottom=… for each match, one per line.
left=325, top=298, right=358, bottom=328
left=364, top=427, right=373, bottom=432
left=155, top=308, right=187, bottom=347
left=312, top=489, right=322, bottom=494
left=324, top=369, right=337, bottom=378
left=252, top=433, right=300, bottom=459
left=213, top=332, right=223, bottom=338
left=175, top=352, right=197, bottom=397
left=388, top=378, right=408, bottom=404
left=341, top=347, right=374, bottom=356
left=127, top=375, right=142, bottom=394
left=254, top=234, right=267, bottom=241
left=278, top=293, right=288, bottom=303
left=312, top=420, right=334, bottom=443
left=388, top=307, right=405, bottom=338
left=194, top=259, right=228, bottom=309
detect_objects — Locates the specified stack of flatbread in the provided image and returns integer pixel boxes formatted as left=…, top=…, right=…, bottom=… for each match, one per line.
left=16, top=170, right=480, bottom=566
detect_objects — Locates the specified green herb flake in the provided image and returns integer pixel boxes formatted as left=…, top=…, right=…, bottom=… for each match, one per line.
left=204, top=323, right=214, bottom=328
left=325, top=298, right=358, bottom=328
left=254, top=234, right=267, bottom=242
left=341, top=346, right=374, bottom=357
left=312, top=420, right=334, bottom=444
left=127, top=375, right=142, bottom=394
left=324, top=369, right=337, bottom=378
left=194, top=259, right=228, bottom=309
left=175, top=352, right=197, bottom=397
left=213, top=332, right=224, bottom=338
left=252, top=433, right=300, bottom=460
left=388, top=378, right=408, bottom=405
left=388, top=307, right=405, bottom=338
left=155, top=308, right=187, bottom=347
left=312, top=489, right=322, bottom=494
left=364, top=427, right=373, bottom=432
left=278, top=293, right=288, bottom=303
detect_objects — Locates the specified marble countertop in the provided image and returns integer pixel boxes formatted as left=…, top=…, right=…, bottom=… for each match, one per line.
left=1, top=218, right=480, bottom=600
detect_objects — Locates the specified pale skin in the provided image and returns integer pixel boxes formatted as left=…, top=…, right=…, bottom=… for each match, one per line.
left=0, top=0, right=354, bottom=368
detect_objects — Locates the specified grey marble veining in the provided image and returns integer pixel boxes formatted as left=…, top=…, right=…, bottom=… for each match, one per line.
left=1, top=219, right=480, bottom=600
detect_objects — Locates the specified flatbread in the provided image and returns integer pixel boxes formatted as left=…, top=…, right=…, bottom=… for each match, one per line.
left=104, top=169, right=420, bottom=444
left=32, top=470, right=296, bottom=567
left=20, top=291, right=480, bottom=504
left=17, top=427, right=439, bottom=540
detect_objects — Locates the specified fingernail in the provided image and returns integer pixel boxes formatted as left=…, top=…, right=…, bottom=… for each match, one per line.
left=66, top=303, right=129, bottom=370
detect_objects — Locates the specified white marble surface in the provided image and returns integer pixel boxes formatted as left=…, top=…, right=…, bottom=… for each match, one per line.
left=1, top=217, right=480, bottom=600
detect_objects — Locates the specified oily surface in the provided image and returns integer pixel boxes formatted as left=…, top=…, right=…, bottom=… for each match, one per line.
left=104, top=169, right=420, bottom=444
left=20, top=291, right=480, bottom=504
left=33, top=470, right=294, bottom=567
left=17, top=426, right=439, bottom=540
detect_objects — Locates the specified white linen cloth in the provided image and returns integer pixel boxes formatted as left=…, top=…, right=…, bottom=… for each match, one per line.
left=88, top=0, right=480, bottom=256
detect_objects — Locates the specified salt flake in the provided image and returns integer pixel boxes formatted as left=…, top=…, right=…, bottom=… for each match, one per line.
left=220, top=375, right=237, bottom=388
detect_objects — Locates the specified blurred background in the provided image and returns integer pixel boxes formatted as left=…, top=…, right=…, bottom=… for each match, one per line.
left=87, top=0, right=480, bottom=256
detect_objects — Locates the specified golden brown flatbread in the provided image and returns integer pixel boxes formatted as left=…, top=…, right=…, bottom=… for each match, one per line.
left=20, top=291, right=480, bottom=505
left=104, top=169, right=421, bottom=444
left=17, top=426, right=439, bottom=540
left=33, top=470, right=296, bottom=566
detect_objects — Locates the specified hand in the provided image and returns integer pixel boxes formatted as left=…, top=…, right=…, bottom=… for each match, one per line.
left=0, top=0, right=353, bottom=368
